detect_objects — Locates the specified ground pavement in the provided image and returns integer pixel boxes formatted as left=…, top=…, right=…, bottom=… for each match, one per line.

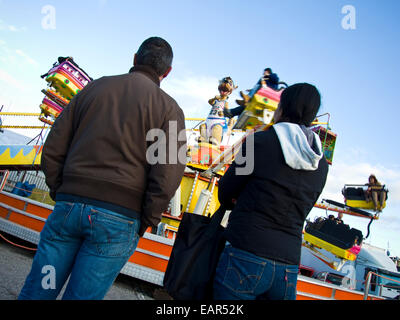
left=0, top=233, right=171, bottom=300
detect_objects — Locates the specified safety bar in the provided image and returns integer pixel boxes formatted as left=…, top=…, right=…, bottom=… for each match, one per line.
left=363, top=271, right=400, bottom=300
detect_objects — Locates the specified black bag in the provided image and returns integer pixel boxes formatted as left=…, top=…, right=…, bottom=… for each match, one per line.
left=163, top=206, right=227, bottom=300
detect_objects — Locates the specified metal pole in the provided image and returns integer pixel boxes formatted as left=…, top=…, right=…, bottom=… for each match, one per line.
left=185, top=172, right=199, bottom=213
left=363, top=271, right=373, bottom=300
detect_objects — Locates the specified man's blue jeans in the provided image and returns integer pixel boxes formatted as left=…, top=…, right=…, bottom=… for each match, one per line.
left=213, top=244, right=298, bottom=300
left=18, top=201, right=140, bottom=300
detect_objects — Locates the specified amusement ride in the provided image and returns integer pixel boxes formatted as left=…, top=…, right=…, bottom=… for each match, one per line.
left=0, top=57, right=396, bottom=300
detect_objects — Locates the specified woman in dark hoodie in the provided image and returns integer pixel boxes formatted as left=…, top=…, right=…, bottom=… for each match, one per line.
left=213, top=83, right=329, bottom=300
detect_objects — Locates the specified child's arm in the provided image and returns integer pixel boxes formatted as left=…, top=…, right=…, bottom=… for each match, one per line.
left=208, top=95, right=219, bottom=106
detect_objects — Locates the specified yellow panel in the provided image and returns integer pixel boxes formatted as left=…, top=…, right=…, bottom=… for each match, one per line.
left=160, top=217, right=180, bottom=228
left=180, top=175, right=195, bottom=212
left=250, top=93, right=278, bottom=111
left=46, top=73, right=80, bottom=100
left=40, top=104, right=60, bottom=118
left=179, top=174, right=220, bottom=216
left=304, top=232, right=357, bottom=261
left=346, top=199, right=386, bottom=210
left=0, top=146, right=42, bottom=165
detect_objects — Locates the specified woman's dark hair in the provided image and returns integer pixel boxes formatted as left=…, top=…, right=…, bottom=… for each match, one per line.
left=369, top=174, right=378, bottom=184
left=136, top=37, right=173, bottom=76
left=277, top=83, right=321, bottom=126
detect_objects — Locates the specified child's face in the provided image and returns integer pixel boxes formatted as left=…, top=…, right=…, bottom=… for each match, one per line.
left=218, top=82, right=232, bottom=97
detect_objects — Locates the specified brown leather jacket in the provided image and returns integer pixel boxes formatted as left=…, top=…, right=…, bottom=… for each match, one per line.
left=42, top=65, right=186, bottom=235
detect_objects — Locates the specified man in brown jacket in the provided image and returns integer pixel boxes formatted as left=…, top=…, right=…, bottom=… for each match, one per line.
left=19, top=37, right=186, bottom=300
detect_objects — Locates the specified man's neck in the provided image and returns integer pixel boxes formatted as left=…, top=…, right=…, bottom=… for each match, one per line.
left=129, top=65, right=160, bottom=86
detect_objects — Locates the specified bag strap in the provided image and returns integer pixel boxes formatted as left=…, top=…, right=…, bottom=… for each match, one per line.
left=209, top=206, right=226, bottom=226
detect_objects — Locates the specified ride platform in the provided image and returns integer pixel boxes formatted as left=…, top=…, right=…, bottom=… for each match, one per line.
left=0, top=190, right=384, bottom=300
left=316, top=199, right=379, bottom=220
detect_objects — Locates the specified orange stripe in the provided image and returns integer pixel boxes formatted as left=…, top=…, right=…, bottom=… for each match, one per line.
left=297, top=280, right=333, bottom=298
left=334, top=289, right=364, bottom=300
left=128, top=251, right=168, bottom=272
left=25, top=203, right=52, bottom=219
left=0, top=206, right=9, bottom=219
left=296, top=294, right=320, bottom=300
left=8, top=212, right=44, bottom=232
left=137, top=238, right=173, bottom=257
left=0, top=194, right=25, bottom=210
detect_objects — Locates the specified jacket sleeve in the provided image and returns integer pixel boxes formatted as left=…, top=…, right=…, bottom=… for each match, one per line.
left=270, top=73, right=279, bottom=84
left=41, top=96, right=77, bottom=200
left=139, top=106, right=187, bottom=236
left=218, top=136, right=254, bottom=210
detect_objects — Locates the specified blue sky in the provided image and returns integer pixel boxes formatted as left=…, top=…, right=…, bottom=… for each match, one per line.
left=0, top=0, right=399, bottom=257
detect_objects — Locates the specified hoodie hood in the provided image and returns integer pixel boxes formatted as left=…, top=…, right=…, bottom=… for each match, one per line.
left=273, top=122, right=323, bottom=171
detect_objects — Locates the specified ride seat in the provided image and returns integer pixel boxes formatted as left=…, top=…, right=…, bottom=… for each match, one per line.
left=305, top=219, right=363, bottom=250
left=343, top=186, right=389, bottom=202
left=343, top=187, right=365, bottom=201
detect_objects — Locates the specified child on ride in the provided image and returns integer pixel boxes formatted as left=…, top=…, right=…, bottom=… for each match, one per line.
left=198, top=77, right=237, bottom=146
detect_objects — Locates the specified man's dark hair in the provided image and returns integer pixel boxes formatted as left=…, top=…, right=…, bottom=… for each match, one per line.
left=277, top=83, right=321, bottom=126
left=136, top=37, right=173, bottom=76
left=264, top=68, right=272, bottom=73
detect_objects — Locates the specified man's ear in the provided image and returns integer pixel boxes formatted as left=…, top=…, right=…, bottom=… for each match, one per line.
left=161, top=66, right=172, bottom=79
left=133, top=53, right=137, bottom=66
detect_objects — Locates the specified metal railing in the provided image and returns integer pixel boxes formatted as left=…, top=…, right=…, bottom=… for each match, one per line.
left=0, top=170, right=52, bottom=205
left=363, top=271, right=400, bottom=300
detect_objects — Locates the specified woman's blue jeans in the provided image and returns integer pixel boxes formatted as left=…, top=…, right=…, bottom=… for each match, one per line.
left=18, top=201, right=140, bottom=300
left=213, top=244, right=298, bottom=300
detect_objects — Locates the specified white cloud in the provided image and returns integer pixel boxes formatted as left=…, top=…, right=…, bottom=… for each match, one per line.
left=163, top=75, right=218, bottom=101
left=162, top=75, right=220, bottom=117
left=0, top=68, right=25, bottom=91
left=15, top=49, right=39, bottom=67
left=0, top=20, right=27, bottom=32
left=0, top=41, right=39, bottom=70
left=162, top=74, right=241, bottom=121
left=98, top=0, right=107, bottom=8
left=0, top=91, right=45, bottom=139
left=308, top=156, right=400, bottom=256
left=320, top=160, right=400, bottom=205
left=8, top=25, right=17, bottom=32
left=0, top=43, right=34, bottom=96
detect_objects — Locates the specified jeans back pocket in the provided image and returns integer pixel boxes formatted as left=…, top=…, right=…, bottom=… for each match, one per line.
left=90, top=208, right=139, bottom=257
left=222, top=247, right=266, bottom=294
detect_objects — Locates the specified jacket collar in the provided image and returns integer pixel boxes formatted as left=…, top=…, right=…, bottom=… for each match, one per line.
left=129, top=65, right=160, bottom=87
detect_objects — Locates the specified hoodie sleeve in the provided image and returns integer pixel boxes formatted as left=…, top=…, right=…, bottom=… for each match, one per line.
left=218, top=136, right=254, bottom=209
